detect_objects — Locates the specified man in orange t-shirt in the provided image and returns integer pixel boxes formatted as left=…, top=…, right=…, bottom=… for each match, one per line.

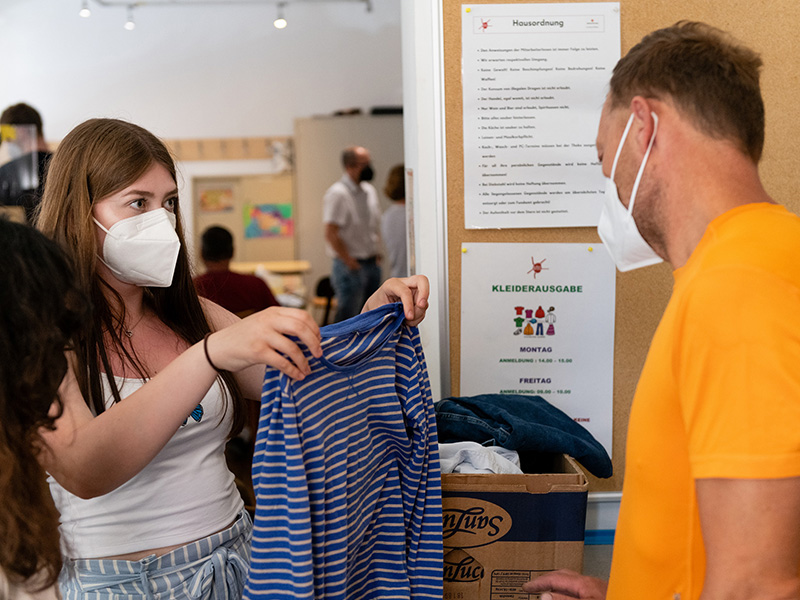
left=525, top=22, right=800, bottom=600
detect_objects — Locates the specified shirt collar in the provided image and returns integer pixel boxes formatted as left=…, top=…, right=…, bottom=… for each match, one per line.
left=341, top=173, right=362, bottom=194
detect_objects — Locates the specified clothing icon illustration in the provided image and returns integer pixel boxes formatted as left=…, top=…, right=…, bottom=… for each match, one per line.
left=513, top=305, right=558, bottom=338
left=545, top=306, right=556, bottom=336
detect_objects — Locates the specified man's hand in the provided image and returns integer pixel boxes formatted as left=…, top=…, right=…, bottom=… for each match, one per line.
left=344, top=256, right=360, bottom=271
left=522, top=570, right=608, bottom=600
left=324, top=223, right=360, bottom=271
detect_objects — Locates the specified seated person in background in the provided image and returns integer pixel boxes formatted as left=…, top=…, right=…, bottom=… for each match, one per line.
left=0, top=219, right=88, bottom=598
left=0, top=103, right=52, bottom=223
left=194, top=225, right=279, bottom=317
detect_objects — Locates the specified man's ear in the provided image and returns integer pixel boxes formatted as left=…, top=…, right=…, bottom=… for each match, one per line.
left=629, top=96, right=657, bottom=156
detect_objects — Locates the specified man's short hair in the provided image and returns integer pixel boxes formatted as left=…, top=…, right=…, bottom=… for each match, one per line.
left=342, top=147, right=359, bottom=169
left=0, top=103, right=44, bottom=138
left=201, top=226, right=234, bottom=262
left=610, top=21, right=764, bottom=162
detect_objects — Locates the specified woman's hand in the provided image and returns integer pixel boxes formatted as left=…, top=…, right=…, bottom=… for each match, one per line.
left=205, top=306, right=322, bottom=380
left=362, top=275, right=430, bottom=326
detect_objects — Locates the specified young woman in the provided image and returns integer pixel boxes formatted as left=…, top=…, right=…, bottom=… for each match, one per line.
left=0, top=219, right=89, bottom=598
left=35, top=118, right=429, bottom=599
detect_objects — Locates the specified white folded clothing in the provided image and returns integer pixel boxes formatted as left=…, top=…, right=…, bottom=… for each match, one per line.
left=439, top=441, right=522, bottom=475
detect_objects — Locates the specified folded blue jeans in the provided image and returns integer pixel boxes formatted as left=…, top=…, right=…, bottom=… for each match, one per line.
left=435, top=394, right=612, bottom=478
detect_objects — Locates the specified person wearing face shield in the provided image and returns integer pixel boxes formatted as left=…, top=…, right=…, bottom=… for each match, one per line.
left=0, top=102, right=52, bottom=223
left=323, top=145, right=383, bottom=322
left=524, top=21, right=800, bottom=600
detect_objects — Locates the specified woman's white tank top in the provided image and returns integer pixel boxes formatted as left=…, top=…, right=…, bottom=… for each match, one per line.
left=48, top=375, right=243, bottom=558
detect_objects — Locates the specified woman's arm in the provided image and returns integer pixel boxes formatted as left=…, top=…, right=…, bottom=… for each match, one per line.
left=39, top=306, right=323, bottom=498
left=209, top=276, right=431, bottom=399
left=202, top=299, right=322, bottom=400
left=39, top=345, right=220, bottom=499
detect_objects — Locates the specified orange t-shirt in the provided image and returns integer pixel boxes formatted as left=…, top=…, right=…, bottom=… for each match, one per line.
left=608, top=203, right=800, bottom=600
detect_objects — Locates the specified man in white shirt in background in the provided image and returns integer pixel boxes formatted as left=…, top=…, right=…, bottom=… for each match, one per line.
left=323, top=145, right=382, bottom=322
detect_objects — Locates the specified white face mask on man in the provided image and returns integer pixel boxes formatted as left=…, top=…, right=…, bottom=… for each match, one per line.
left=93, top=208, right=181, bottom=287
left=597, top=112, right=663, bottom=272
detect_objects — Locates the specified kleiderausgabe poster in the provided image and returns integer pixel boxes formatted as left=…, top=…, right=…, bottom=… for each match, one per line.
left=460, top=242, right=615, bottom=455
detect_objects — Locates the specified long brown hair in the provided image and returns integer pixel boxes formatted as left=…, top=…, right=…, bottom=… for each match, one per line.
left=36, top=118, right=244, bottom=434
left=0, top=219, right=89, bottom=589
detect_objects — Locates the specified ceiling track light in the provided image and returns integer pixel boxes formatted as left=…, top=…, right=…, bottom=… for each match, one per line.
left=273, top=2, right=287, bottom=29
left=80, top=0, right=371, bottom=29
left=124, top=4, right=136, bottom=30
left=88, top=0, right=370, bottom=10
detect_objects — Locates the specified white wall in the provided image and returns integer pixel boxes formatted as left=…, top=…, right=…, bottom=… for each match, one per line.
left=0, top=0, right=402, bottom=141
left=294, top=114, right=404, bottom=307
left=401, top=0, right=449, bottom=400
left=0, top=0, right=453, bottom=399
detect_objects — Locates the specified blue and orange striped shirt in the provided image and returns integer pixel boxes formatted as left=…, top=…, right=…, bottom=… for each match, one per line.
left=245, top=302, right=443, bottom=599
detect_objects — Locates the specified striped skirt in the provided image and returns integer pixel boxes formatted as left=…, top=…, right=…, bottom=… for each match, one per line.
left=59, top=509, right=252, bottom=600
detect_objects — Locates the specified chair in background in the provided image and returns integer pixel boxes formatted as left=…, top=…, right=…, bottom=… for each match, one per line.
left=311, top=276, right=337, bottom=326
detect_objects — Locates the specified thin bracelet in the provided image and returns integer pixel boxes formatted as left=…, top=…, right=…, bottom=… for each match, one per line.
left=203, top=332, right=223, bottom=372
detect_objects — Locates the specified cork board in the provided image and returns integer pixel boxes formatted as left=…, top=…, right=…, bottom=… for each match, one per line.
left=193, top=172, right=295, bottom=266
left=443, top=0, right=800, bottom=491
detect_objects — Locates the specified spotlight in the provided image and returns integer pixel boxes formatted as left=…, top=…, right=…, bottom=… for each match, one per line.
left=79, top=0, right=91, bottom=18
left=124, top=4, right=135, bottom=30
left=273, top=2, right=287, bottom=29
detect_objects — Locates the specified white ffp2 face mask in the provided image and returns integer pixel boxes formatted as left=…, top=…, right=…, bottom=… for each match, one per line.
left=597, top=113, right=663, bottom=272
left=94, top=208, right=181, bottom=287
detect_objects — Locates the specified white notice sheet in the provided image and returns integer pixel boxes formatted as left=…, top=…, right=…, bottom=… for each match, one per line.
left=462, top=3, right=620, bottom=229
left=460, top=242, right=616, bottom=456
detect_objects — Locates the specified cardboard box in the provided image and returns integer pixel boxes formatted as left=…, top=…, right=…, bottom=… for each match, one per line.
left=441, top=455, right=588, bottom=600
